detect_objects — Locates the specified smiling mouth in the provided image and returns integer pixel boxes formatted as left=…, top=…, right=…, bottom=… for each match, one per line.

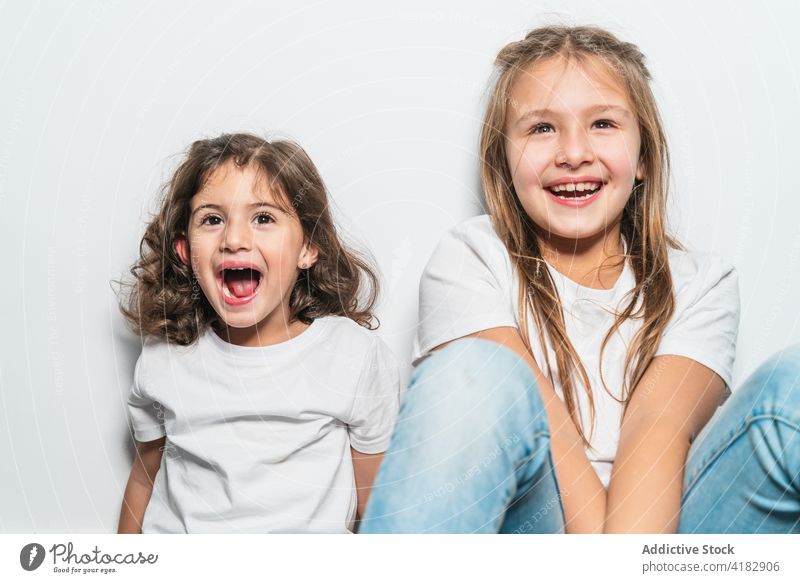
left=546, top=181, right=603, bottom=201
left=219, top=268, right=263, bottom=302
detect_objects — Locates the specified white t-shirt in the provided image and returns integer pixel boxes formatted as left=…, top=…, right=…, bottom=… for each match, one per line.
left=414, top=215, right=740, bottom=488
left=127, top=315, right=401, bottom=533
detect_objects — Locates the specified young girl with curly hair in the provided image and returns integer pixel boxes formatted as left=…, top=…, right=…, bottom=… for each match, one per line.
left=117, top=133, right=400, bottom=533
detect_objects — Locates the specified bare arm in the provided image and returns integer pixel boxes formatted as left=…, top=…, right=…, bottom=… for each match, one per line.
left=351, top=448, right=384, bottom=524
left=604, top=355, right=726, bottom=533
left=436, top=327, right=608, bottom=534
left=118, top=436, right=165, bottom=534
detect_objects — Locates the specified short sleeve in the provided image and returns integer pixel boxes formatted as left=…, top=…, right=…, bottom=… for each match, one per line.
left=346, top=339, right=402, bottom=454
left=415, top=217, right=517, bottom=361
left=126, top=356, right=167, bottom=442
left=654, top=257, right=740, bottom=390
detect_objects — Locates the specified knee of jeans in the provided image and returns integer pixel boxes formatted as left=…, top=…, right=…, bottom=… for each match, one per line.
left=746, top=344, right=800, bottom=408
left=409, top=337, right=544, bottom=422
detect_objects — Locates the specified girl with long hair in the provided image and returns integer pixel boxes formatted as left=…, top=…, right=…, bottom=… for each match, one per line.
left=361, top=26, right=800, bottom=534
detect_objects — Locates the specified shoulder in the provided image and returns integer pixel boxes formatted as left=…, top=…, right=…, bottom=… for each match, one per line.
left=667, top=246, right=739, bottom=304
left=139, top=334, right=202, bottom=358
left=315, top=316, right=401, bottom=384
left=316, top=316, right=397, bottom=362
left=318, top=315, right=380, bottom=348
left=655, top=247, right=740, bottom=389
left=416, top=216, right=520, bottom=356
left=667, top=246, right=736, bottom=280
left=453, top=213, right=498, bottom=236
left=441, top=214, right=508, bottom=256
left=424, top=214, right=513, bottom=279
left=135, top=335, right=203, bottom=382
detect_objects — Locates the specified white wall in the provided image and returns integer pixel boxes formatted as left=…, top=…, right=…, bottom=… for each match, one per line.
left=1, top=0, right=798, bottom=532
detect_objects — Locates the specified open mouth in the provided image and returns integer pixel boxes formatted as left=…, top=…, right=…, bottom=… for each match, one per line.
left=546, top=181, right=603, bottom=201
left=218, top=267, right=263, bottom=305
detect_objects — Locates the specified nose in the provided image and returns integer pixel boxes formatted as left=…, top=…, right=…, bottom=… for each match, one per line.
left=220, top=216, right=252, bottom=253
left=556, top=126, right=595, bottom=169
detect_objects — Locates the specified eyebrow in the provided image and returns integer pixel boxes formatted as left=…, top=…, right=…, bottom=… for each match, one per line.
left=516, top=104, right=633, bottom=126
left=191, top=202, right=285, bottom=217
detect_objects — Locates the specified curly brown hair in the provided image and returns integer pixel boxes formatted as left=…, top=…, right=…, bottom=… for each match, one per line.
left=118, top=133, right=379, bottom=345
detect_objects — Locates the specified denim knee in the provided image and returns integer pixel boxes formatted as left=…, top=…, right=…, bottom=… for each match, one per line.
left=407, top=338, right=546, bottom=430
left=743, top=344, right=800, bottom=413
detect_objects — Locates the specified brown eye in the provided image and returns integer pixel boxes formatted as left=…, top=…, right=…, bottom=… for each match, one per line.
left=201, top=215, right=222, bottom=226
left=254, top=213, right=274, bottom=225
left=593, top=119, right=616, bottom=129
left=531, top=123, right=554, bottom=134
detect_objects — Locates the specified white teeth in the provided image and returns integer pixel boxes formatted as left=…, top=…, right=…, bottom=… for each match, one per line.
left=549, top=181, right=602, bottom=193
left=555, top=190, right=598, bottom=201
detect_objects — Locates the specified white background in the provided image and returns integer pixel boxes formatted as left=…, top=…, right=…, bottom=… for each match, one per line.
left=1, top=0, right=798, bottom=532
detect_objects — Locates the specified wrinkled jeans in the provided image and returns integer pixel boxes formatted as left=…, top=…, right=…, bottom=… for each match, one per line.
left=360, top=339, right=800, bottom=533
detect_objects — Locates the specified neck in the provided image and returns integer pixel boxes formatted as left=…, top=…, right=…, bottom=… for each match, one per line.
left=214, top=313, right=310, bottom=348
left=536, top=222, right=626, bottom=290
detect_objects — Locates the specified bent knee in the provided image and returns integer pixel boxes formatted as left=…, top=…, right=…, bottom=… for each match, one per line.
left=744, top=344, right=800, bottom=407
left=408, top=338, right=543, bottom=417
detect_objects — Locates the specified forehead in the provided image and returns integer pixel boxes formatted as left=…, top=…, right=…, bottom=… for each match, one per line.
left=191, top=161, right=290, bottom=210
left=507, top=55, right=633, bottom=121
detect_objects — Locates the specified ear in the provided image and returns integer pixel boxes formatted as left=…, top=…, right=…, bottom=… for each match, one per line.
left=298, top=241, right=319, bottom=270
left=635, top=159, right=645, bottom=182
left=175, top=235, right=190, bottom=266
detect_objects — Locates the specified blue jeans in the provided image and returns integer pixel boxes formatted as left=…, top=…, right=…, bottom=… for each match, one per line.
left=360, top=339, right=800, bottom=533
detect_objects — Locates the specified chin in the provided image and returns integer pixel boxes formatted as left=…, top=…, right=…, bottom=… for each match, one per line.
left=219, top=311, right=269, bottom=329
left=532, top=224, right=587, bottom=240
left=554, top=228, right=605, bottom=240
left=547, top=216, right=612, bottom=238
left=220, top=318, right=261, bottom=330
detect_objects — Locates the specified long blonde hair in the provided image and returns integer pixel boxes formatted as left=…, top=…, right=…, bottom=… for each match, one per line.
left=479, top=26, right=683, bottom=448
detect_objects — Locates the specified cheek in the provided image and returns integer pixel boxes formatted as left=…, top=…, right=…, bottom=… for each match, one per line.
left=505, top=138, right=539, bottom=183
left=619, top=147, right=640, bottom=177
left=511, top=143, right=550, bottom=184
left=260, top=234, right=304, bottom=272
left=500, top=147, right=546, bottom=217
left=188, top=236, right=214, bottom=268
left=615, top=134, right=642, bottom=178
left=504, top=139, right=523, bottom=170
